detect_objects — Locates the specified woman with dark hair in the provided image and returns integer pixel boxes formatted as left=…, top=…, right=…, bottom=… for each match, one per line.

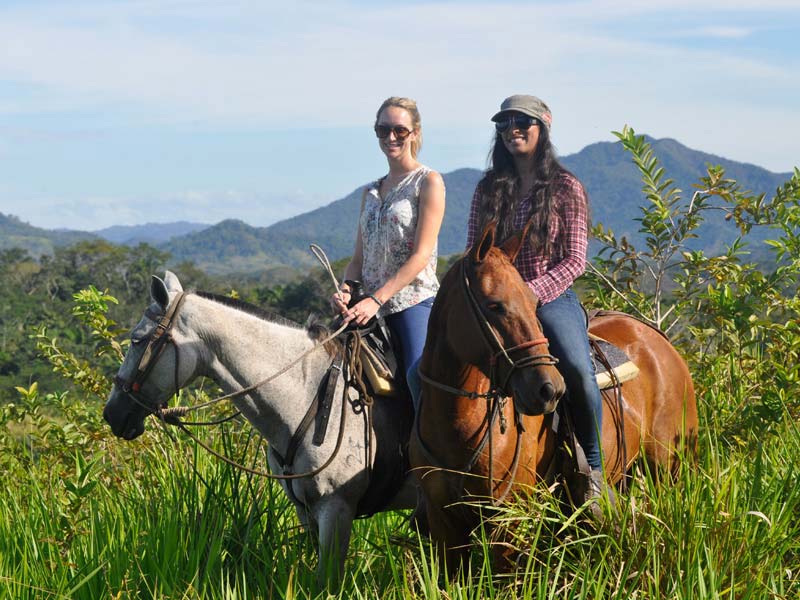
left=466, top=94, right=609, bottom=513
left=332, top=96, right=445, bottom=410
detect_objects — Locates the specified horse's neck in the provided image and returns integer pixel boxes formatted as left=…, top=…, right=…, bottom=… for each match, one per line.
left=422, top=338, right=553, bottom=478
left=185, top=296, right=329, bottom=450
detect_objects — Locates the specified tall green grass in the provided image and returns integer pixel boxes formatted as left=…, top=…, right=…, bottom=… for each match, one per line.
left=1, top=360, right=799, bottom=599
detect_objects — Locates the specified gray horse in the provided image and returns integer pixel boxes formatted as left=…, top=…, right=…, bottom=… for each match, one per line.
left=103, top=271, right=416, bottom=587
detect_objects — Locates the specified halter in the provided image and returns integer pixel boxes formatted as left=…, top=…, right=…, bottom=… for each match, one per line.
left=419, top=258, right=558, bottom=405
left=113, top=291, right=187, bottom=404
left=110, top=292, right=377, bottom=485
left=415, top=256, right=560, bottom=505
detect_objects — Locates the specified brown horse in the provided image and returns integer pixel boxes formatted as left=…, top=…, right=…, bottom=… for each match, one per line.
left=408, top=223, right=697, bottom=573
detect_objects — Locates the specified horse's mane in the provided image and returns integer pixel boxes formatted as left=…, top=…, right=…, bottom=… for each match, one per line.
left=193, top=291, right=338, bottom=351
left=195, top=291, right=299, bottom=328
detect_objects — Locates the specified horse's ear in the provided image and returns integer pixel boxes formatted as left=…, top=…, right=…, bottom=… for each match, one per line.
left=500, top=219, right=532, bottom=264
left=151, top=275, right=170, bottom=309
left=471, top=221, right=497, bottom=264
left=163, top=270, right=184, bottom=293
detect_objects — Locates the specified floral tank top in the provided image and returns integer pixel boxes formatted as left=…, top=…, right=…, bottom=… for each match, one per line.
left=360, top=165, right=441, bottom=316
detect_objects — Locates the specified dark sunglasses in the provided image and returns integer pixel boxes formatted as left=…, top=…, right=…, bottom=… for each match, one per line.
left=374, top=124, right=413, bottom=140
left=494, top=114, right=539, bottom=133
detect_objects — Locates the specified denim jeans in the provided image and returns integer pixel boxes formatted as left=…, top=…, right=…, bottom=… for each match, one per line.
left=537, top=289, right=604, bottom=470
left=384, top=296, right=434, bottom=412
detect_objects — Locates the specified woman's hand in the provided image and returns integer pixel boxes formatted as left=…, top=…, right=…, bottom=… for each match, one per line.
left=330, top=287, right=351, bottom=315
left=343, top=296, right=381, bottom=327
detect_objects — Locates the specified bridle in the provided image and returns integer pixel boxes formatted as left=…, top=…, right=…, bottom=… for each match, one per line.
left=416, top=257, right=560, bottom=504
left=110, top=291, right=373, bottom=484
left=418, top=257, right=559, bottom=408
left=113, top=291, right=187, bottom=407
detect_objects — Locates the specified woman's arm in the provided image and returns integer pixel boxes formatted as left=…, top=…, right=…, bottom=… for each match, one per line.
left=345, top=171, right=446, bottom=326
left=527, top=177, right=588, bottom=304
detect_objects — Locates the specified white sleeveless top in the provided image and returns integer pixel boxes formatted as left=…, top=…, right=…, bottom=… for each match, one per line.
left=360, top=166, right=441, bottom=316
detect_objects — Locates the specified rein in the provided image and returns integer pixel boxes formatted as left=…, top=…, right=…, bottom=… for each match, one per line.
left=415, top=257, right=558, bottom=505
left=114, top=290, right=369, bottom=481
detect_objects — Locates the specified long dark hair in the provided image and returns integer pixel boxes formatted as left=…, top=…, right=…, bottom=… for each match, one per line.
left=476, top=124, right=581, bottom=258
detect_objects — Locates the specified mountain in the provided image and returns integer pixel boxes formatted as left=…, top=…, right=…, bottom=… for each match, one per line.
left=564, top=137, right=789, bottom=255
left=0, top=213, right=97, bottom=257
left=94, top=221, right=210, bottom=246
left=161, top=137, right=793, bottom=273
left=162, top=168, right=483, bottom=274
left=3, top=136, right=792, bottom=273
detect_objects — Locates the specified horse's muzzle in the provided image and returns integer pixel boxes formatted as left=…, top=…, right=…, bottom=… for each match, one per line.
left=511, top=370, right=564, bottom=416
left=103, top=390, right=147, bottom=440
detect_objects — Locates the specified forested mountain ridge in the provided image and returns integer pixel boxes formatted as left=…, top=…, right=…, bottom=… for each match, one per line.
left=0, top=213, right=97, bottom=257
left=2, top=136, right=792, bottom=273
left=162, top=137, right=791, bottom=272
left=94, top=221, right=210, bottom=246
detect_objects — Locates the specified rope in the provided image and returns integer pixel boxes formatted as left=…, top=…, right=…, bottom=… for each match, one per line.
left=310, top=242, right=347, bottom=307
left=154, top=243, right=371, bottom=483
left=160, top=320, right=348, bottom=420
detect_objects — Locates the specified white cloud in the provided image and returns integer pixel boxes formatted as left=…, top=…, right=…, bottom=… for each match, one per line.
left=5, top=188, right=332, bottom=231
left=0, top=1, right=795, bottom=126
left=0, top=0, right=797, bottom=229
left=689, top=26, right=753, bottom=38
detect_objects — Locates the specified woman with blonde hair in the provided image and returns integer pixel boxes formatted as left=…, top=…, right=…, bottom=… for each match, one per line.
left=332, top=97, right=445, bottom=409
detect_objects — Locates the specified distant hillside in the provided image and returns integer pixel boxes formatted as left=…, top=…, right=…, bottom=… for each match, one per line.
left=161, top=168, right=483, bottom=274
left=0, top=213, right=97, bottom=257
left=162, top=137, right=792, bottom=273
left=94, top=221, right=210, bottom=246
left=565, top=137, right=789, bottom=255
left=4, top=136, right=792, bottom=273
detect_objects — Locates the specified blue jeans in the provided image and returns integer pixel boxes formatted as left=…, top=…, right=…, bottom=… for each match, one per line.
left=537, top=289, right=604, bottom=471
left=384, top=296, right=434, bottom=412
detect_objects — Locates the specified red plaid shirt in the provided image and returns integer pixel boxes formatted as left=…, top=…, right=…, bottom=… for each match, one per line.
left=466, top=172, right=588, bottom=305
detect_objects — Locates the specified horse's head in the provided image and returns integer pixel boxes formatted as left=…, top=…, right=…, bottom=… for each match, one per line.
left=103, top=271, right=199, bottom=440
left=442, top=222, right=565, bottom=415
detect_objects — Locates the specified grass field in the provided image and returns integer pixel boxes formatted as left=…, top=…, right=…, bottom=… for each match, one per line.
left=1, top=353, right=799, bottom=600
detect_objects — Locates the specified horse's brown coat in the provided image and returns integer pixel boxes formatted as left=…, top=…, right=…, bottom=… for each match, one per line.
left=409, top=231, right=697, bottom=572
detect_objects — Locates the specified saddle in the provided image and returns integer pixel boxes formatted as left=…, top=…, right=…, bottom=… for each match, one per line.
left=550, top=309, right=650, bottom=502
left=314, top=281, right=412, bottom=518
left=590, top=334, right=639, bottom=390
left=340, top=279, right=402, bottom=397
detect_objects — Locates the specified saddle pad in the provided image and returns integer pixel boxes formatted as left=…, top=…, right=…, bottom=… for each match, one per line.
left=591, top=338, right=639, bottom=390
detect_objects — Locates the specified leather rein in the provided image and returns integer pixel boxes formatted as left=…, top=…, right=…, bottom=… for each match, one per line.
left=415, top=258, right=559, bottom=505
left=113, top=291, right=362, bottom=482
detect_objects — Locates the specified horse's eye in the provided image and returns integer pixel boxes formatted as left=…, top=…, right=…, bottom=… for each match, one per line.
left=131, top=337, right=145, bottom=345
left=486, top=301, right=505, bottom=314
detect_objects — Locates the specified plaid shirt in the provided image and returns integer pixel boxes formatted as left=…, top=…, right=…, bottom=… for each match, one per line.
left=466, top=172, right=588, bottom=305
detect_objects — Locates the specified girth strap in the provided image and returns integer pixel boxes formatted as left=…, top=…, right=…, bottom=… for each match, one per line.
left=313, top=352, right=343, bottom=446
left=272, top=349, right=343, bottom=471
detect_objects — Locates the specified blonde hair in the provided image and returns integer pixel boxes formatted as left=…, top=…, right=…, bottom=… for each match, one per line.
left=375, top=96, right=423, bottom=158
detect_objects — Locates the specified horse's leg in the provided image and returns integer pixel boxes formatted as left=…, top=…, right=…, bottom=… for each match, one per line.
left=425, top=504, right=471, bottom=579
left=314, top=496, right=356, bottom=590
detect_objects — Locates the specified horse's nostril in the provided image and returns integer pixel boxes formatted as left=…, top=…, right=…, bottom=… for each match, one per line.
left=540, top=381, right=555, bottom=402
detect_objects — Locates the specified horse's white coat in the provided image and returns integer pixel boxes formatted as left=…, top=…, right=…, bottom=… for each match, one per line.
left=104, top=272, right=415, bottom=587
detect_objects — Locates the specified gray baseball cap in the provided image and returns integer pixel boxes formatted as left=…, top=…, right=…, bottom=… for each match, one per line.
left=491, top=95, right=552, bottom=129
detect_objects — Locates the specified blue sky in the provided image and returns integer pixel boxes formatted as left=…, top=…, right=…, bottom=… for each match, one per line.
left=0, top=0, right=798, bottom=231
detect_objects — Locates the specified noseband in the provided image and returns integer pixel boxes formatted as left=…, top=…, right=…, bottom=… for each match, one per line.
left=113, top=291, right=186, bottom=410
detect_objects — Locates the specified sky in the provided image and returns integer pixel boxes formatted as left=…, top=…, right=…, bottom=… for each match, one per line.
left=0, top=0, right=798, bottom=231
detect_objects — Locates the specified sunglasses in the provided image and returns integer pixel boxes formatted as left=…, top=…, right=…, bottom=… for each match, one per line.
left=374, top=124, right=413, bottom=140
left=494, top=114, right=539, bottom=133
